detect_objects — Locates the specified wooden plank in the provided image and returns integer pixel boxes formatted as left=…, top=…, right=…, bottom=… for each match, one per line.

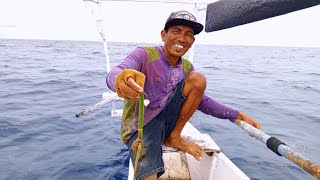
left=159, top=152, right=190, bottom=180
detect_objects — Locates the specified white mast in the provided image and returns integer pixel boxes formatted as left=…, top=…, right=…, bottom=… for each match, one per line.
left=87, top=0, right=111, bottom=73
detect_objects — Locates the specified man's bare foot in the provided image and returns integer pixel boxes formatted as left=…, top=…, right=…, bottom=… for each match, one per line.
left=164, top=133, right=203, bottom=160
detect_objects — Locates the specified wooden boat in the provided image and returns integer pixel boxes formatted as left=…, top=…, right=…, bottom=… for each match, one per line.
left=128, top=122, right=250, bottom=180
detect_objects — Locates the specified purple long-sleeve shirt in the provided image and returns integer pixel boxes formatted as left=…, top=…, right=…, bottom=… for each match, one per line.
left=107, top=46, right=239, bottom=143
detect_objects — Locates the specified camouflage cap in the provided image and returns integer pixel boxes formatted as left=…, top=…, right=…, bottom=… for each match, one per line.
left=164, top=10, right=204, bottom=35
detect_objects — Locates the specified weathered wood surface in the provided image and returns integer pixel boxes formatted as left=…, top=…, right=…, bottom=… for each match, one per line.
left=159, top=151, right=190, bottom=180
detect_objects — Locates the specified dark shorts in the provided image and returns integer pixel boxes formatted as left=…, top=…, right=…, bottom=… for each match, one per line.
left=126, top=79, right=186, bottom=180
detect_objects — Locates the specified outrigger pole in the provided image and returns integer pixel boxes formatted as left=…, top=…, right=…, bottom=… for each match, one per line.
left=234, top=119, right=320, bottom=179
left=76, top=0, right=118, bottom=118
left=75, top=92, right=118, bottom=118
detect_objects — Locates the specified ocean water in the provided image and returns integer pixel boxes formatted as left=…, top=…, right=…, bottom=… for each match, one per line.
left=0, top=39, right=319, bottom=180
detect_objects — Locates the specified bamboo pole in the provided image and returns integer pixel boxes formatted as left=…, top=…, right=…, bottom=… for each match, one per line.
left=234, top=119, right=320, bottom=179
left=133, top=93, right=145, bottom=179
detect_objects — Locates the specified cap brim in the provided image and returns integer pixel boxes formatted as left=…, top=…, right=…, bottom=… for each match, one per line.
left=165, top=19, right=204, bottom=35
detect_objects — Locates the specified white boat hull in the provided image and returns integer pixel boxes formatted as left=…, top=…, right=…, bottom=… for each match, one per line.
left=128, top=122, right=249, bottom=180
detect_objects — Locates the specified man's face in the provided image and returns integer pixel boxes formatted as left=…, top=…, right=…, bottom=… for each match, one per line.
left=161, top=25, right=195, bottom=60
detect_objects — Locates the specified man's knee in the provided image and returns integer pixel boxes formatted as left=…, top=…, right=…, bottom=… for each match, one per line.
left=184, top=72, right=206, bottom=95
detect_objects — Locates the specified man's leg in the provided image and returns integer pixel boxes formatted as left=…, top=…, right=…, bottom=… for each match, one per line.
left=164, top=71, right=206, bottom=160
left=127, top=115, right=165, bottom=180
left=127, top=76, right=195, bottom=180
left=144, top=175, right=157, bottom=180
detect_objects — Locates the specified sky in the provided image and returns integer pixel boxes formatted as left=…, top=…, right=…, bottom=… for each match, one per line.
left=0, top=0, right=320, bottom=47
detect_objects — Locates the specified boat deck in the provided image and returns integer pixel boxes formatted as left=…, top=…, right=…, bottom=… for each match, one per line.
left=128, top=122, right=250, bottom=180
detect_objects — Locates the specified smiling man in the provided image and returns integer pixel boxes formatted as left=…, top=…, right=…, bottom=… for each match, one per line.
left=106, top=10, right=261, bottom=180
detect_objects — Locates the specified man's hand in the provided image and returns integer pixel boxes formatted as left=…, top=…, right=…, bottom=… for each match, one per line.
left=237, top=112, right=261, bottom=130
left=115, top=69, right=145, bottom=100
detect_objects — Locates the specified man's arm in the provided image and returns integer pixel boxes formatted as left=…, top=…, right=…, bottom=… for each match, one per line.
left=197, top=95, right=261, bottom=129
left=106, top=67, right=123, bottom=92
left=236, top=111, right=261, bottom=130
left=197, top=94, right=239, bottom=120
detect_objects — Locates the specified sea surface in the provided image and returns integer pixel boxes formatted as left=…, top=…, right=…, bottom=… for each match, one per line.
left=0, top=39, right=319, bottom=180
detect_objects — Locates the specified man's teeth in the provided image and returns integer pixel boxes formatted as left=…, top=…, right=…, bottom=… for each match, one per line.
left=175, top=44, right=184, bottom=49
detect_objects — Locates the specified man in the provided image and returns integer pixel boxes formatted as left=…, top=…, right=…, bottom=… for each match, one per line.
left=106, top=10, right=261, bottom=180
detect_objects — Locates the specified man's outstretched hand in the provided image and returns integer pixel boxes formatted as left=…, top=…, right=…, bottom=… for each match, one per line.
left=115, top=69, right=145, bottom=100
left=237, top=112, right=261, bottom=130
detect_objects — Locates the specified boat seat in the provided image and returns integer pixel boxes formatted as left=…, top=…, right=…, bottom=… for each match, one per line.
left=159, top=123, right=222, bottom=179
left=159, top=151, right=191, bottom=180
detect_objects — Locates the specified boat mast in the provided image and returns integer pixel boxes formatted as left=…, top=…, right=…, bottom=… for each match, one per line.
left=189, top=3, right=207, bottom=63
left=86, top=0, right=111, bottom=73
left=76, top=0, right=119, bottom=118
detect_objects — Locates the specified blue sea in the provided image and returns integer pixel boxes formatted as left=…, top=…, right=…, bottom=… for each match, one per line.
left=0, top=39, right=319, bottom=180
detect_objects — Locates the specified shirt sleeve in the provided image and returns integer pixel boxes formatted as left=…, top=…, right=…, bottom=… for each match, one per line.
left=106, top=47, right=146, bottom=91
left=190, top=64, right=239, bottom=122
left=197, top=94, right=240, bottom=122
